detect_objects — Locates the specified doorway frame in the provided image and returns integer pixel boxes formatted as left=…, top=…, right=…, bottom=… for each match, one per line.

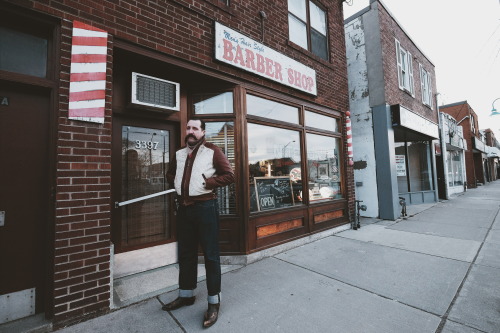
left=0, top=2, right=60, bottom=320
left=111, top=115, right=179, bottom=254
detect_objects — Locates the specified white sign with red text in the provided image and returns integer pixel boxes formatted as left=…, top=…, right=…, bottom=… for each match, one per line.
left=215, top=22, right=317, bottom=96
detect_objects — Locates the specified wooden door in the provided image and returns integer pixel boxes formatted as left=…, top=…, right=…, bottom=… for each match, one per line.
left=0, top=82, right=50, bottom=314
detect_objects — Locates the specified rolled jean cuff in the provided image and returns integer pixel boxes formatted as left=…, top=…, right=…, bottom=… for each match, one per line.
left=179, top=289, right=194, bottom=298
left=208, top=293, right=221, bottom=304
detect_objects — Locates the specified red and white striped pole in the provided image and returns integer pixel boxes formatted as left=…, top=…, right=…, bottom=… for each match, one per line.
left=69, top=21, right=108, bottom=124
left=346, top=111, right=354, bottom=166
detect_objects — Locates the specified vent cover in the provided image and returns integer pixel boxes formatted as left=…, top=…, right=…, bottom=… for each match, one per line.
left=131, top=72, right=180, bottom=111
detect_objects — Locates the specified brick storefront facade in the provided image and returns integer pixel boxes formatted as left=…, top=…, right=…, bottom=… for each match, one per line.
left=0, top=0, right=352, bottom=327
left=440, top=101, right=487, bottom=188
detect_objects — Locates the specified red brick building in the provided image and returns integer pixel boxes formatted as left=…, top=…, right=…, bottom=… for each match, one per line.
left=440, top=101, right=487, bottom=188
left=484, top=128, right=500, bottom=181
left=0, top=0, right=352, bottom=328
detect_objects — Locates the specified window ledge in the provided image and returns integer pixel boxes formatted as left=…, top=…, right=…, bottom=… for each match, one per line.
left=399, top=87, right=414, bottom=98
left=286, top=40, right=333, bottom=69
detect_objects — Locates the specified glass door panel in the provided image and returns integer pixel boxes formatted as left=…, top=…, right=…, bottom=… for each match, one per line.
left=121, top=126, right=171, bottom=248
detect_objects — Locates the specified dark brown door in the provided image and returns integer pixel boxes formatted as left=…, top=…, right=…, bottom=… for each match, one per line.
left=112, top=117, right=178, bottom=253
left=0, top=82, right=50, bottom=312
left=436, top=154, right=446, bottom=199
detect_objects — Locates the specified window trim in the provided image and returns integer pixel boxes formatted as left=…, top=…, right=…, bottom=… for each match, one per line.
left=419, top=63, right=433, bottom=109
left=288, top=0, right=329, bottom=61
left=395, top=39, right=414, bottom=96
left=245, top=90, right=345, bottom=212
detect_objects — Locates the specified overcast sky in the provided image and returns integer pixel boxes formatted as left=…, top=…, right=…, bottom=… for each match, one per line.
left=343, top=0, right=500, bottom=137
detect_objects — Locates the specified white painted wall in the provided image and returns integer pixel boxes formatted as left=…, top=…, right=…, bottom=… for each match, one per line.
left=345, top=17, right=379, bottom=218
left=440, top=112, right=466, bottom=197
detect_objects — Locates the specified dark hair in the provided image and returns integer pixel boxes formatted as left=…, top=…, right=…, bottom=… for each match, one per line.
left=189, top=118, right=206, bottom=130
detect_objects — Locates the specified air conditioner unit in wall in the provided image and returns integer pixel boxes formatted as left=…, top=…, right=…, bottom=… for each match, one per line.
left=131, top=72, right=180, bottom=111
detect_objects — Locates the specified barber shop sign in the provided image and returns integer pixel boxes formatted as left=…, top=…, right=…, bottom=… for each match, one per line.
left=215, top=22, right=317, bottom=96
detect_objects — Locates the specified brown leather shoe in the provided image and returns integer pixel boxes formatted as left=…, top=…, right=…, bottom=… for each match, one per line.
left=203, top=303, right=220, bottom=328
left=161, top=296, right=195, bottom=311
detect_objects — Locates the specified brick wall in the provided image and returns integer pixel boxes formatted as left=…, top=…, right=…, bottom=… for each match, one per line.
left=377, top=2, right=437, bottom=123
left=5, top=0, right=350, bottom=326
left=440, top=102, right=486, bottom=187
left=51, top=18, right=114, bottom=325
left=27, top=0, right=348, bottom=112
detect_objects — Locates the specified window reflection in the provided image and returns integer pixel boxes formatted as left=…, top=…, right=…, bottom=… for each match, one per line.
left=395, top=142, right=409, bottom=193
left=247, top=94, right=299, bottom=124
left=447, top=151, right=463, bottom=187
left=305, top=110, right=338, bottom=132
left=193, top=91, right=233, bottom=114
left=205, top=122, right=236, bottom=215
left=248, top=123, right=303, bottom=212
left=408, top=142, right=433, bottom=191
left=306, top=133, right=342, bottom=202
left=395, top=141, right=434, bottom=193
left=121, top=126, right=170, bottom=246
left=0, top=27, right=48, bottom=78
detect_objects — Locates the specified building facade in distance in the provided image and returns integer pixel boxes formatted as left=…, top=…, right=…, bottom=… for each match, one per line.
left=436, top=112, right=467, bottom=199
left=440, top=101, right=487, bottom=188
left=345, top=0, right=439, bottom=220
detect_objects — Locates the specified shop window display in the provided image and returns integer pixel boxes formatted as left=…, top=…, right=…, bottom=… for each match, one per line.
left=395, top=142, right=409, bottom=193
left=395, top=141, right=434, bottom=193
left=306, top=133, right=342, bottom=202
left=247, top=123, right=303, bottom=212
left=447, top=150, right=464, bottom=187
left=408, top=142, right=433, bottom=191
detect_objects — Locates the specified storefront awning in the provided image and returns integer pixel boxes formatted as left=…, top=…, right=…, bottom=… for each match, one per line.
left=473, top=137, right=487, bottom=153
left=486, top=145, right=500, bottom=158
left=391, top=104, right=439, bottom=141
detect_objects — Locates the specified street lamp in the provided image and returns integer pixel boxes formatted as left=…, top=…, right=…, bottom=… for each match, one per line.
left=491, top=98, right=500, bottom=116
left=282, top=140, right=295, bottom=157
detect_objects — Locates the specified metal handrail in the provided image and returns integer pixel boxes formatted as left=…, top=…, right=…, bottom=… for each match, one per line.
left=114, top=189, right=176, bottom=208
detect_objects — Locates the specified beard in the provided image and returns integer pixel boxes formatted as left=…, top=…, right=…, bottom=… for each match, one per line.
left=185, top=134, right=204, bottom=147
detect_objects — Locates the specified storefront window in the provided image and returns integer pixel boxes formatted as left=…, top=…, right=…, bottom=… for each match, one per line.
left=408, top=142, right=433, bottom=191
left=305, top=110, right=338, bottom=132
left=248, top=123, right=302, bottom=212
left=395, top=142, right=409, bottom=193
left=205, top=121, right=236, bottom=214
left=193, top=91, right=233, bottom=114
left=247, top=94, right=299, bottom=124
left=306, top=134, right=342, bottom=202
left=447, top=150, right=463, bottom=187
left=395, top=141, right=434, bottom=193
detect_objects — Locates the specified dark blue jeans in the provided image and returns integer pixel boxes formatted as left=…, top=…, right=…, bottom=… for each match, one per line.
left=176, top=199, right=221, bottom=297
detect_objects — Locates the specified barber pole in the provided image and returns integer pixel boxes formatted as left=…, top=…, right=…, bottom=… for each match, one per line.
left=346, top=111, right=354, bottom=166
left=68, top=21, right=108, bottom=123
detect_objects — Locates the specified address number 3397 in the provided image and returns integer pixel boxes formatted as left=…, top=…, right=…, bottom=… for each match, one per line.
left=135, top=140, right=159, bottom=150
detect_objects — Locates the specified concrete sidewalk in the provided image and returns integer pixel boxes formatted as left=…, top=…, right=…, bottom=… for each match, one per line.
left=4, top=181, right=500, bottom=333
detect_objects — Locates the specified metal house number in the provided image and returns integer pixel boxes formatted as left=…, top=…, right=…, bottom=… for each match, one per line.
left=1, top=96, right=9, bottom=106
left=135, top=140, right=159, bottom=150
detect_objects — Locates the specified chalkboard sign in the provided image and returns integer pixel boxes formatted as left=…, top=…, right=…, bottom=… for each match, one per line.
left=253, top=176, right=294, bottom=211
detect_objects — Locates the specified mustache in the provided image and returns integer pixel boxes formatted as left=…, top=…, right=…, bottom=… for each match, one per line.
left=184, top=134, right=199, bottom=144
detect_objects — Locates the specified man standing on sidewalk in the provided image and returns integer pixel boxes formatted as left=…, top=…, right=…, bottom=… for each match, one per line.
left=164, top=118, right=235, bottom=328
